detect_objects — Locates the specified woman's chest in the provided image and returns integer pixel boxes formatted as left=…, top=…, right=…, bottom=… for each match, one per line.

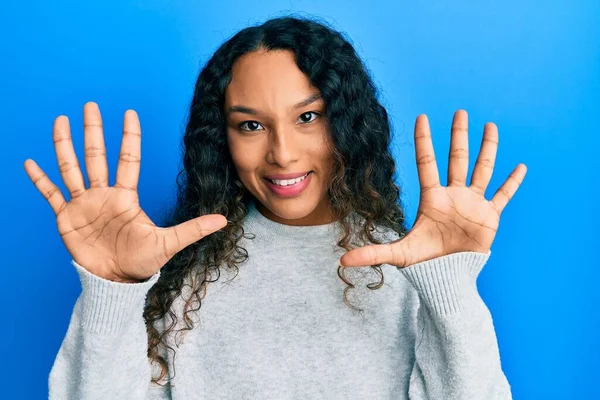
left=167, top=264, right=419, bottom=399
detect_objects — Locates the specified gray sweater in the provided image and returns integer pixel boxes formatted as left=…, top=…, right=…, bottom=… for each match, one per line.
left=49, top=201, right=512, bottom=399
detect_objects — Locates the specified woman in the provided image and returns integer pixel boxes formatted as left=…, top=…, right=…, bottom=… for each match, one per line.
left=27, top=16, right=525, bottom=399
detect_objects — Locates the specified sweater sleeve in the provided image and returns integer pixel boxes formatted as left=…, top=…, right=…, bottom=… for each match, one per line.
left=398, top=250, right=512, bottom=400
left=48, top=260, right=171, bottom=400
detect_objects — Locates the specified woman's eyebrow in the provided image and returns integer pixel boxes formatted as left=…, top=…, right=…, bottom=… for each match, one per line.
left=226, top=93, right=322, bottom=117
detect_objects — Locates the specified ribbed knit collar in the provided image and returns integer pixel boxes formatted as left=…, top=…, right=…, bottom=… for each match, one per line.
left=243, top=199, right=345, bottom=241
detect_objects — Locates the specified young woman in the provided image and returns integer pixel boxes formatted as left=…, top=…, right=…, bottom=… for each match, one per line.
left=26, top=16, right=526, bottom=399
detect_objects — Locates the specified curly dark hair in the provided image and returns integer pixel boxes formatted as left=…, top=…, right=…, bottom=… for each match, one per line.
left=144, top=15, right=410, bottom=385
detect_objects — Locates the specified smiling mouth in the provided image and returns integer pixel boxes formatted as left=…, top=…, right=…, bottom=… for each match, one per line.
left=264, top=171, right=313, bottom=186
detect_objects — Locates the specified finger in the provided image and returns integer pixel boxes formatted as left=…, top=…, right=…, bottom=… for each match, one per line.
left=115, top=109, right=142, bottom=191
left=24, top=159, right=67, bottom=215
left=490, top=164, right=527, bottom=214
left=53, top=115, right=86, bottom=198
left=83, top=102, right=109, bottom=188
left=169, top=214, right=228, bottom=252
left=414, top=114, right=441, bottom=191
left=447, top=110, right=469, bottom=186
left=470, top=122, right=498, bottom=195
left=339, top=242, right=406, bottom=268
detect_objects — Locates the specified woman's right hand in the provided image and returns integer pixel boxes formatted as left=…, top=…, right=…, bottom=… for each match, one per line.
left=24, top=102, right=227, bottom=283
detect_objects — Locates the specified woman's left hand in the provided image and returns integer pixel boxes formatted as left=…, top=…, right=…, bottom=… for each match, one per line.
left=339, top=110, right=527, bottom=269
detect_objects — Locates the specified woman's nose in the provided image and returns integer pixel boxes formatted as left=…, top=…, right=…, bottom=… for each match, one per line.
left=266, top=127, right=299, bottom=167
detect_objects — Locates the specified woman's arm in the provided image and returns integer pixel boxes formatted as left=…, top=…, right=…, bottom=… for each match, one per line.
left=398, top=250, right=512, bottom=400
left=49, top=260, right=169, bottom=400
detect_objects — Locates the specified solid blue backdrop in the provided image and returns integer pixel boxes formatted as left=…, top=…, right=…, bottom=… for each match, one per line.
left=1, top=1, right=597, bottom=398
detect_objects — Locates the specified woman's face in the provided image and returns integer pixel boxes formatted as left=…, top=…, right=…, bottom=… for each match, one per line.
left=225, top=49, right=336, bottom=226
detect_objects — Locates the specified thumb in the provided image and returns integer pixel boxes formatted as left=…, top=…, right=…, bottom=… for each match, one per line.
left=339, top=241, right=407, bottom=268
left=169, top=214, right=228, bottom=252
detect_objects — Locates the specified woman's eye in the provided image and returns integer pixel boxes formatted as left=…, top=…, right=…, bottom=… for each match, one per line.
left=238, top=121, right=264, bottom=132
left=298, top=111, right=319, bottom=123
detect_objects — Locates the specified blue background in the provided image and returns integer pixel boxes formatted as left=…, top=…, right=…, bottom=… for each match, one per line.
left=2, top=1, right=598, bottom=398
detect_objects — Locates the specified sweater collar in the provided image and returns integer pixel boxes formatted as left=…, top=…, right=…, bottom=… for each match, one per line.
left=243, top=200, right=345, bottom=241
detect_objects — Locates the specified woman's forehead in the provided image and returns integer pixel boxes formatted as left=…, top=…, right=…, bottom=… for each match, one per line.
left=225, top=50, right=321, bottom=114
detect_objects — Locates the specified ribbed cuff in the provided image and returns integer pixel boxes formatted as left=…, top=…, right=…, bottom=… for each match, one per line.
left=398, top=250, right=492, bottom=316
left=72, top=260, right=161, bottom=335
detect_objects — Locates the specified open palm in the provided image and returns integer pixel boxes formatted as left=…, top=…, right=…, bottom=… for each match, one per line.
left=24, top=102, right=227, bottom=282
left=340, top=110, right=527, bottom=268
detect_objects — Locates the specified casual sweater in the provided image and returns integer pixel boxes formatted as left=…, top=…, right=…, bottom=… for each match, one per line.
left=49, top=200, right=512, bottom=399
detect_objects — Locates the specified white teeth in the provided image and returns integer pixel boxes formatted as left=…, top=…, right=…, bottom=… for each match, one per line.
left=270, top=173, right=309, bottom=186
